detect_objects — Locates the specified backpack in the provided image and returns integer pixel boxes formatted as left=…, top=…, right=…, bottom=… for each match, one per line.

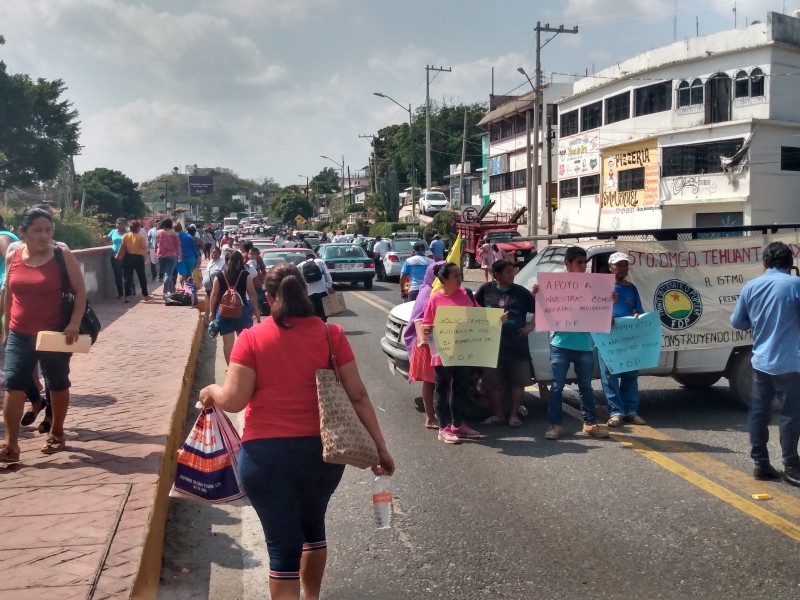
left=184, top=279, right=198, bottom=305
left=165, top=291, right=193, bottom=306
left=301, top=259, right=323, bottom=283
left=219, top=270, right=245, bottom=318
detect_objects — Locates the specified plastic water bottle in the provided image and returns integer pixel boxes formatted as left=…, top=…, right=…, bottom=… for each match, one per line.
left=371, top=475, right=394, bottom=530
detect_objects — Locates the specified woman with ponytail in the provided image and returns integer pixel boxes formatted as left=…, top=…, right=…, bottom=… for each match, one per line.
left=200, top=263, right=394, bottom=600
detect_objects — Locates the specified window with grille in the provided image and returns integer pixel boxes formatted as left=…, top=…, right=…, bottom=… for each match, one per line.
left=560, top=109, right=578, bottom=137
left=677, top=81, right=690, bottom=108
left=490, top=124, right=501, bottom=141
left=618, top=168, right=645, bottom=191
left=751, top=68, right=765, bottom=97
left=581, top=101, right=602, bottom=131
left=489, top=172, right=514, bottom=193
left=781, top=147, right=800, bottom=171
left=580, top=174, right=600, bottom=196
left=560, top=178, right=578, bottom=198
left=662, top=138, right=745, bottom=177
left=605, top=91, right=630, bottom=124
left=634, top=81, right=672, bottom=116
left=734, top=71, right=749, bottom=98
left=514, top=115, right=526, bottom=134
left=513, top=170, right=526, bottom=189
left=690, top=79, right=704, bottom=104
left=501, top=120, right=513, bottom=138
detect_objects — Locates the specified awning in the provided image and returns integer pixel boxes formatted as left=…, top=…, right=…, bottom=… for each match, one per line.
left=477, top=91, right=535, bottom=127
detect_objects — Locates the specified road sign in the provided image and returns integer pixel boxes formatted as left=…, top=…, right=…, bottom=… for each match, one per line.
left=295, top=215, right=306, bottom=224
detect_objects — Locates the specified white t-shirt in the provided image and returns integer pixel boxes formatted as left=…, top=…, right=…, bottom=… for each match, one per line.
left=373, top=239, right=390, bottom=258
left=302, top=258, right=333, bottom=296
left=148, top=227, right=157, bottom=249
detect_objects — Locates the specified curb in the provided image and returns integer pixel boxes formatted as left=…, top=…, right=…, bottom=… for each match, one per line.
left=130, top=314, right=205, bottom=600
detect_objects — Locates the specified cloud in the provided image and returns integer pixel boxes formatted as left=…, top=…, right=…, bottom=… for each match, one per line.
left=236, top=65, right=288, bottom=87
left=201, top=0, right=336, bottom=26
left=562, top=0, right=673, bottom=25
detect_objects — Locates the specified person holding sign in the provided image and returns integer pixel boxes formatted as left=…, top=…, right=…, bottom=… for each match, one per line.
left=475, top=259, right=539, bottom=427
left=731, top=242, right=800, bottom=486
left=422, top=262, right=481, bottom=444
left=533, top=247, right=610, bottom=440
left=602, top=252, right=647, bottom=428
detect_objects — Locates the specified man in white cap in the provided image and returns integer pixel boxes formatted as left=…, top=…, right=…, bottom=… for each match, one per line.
left=602, top=251, right=646, bottom=427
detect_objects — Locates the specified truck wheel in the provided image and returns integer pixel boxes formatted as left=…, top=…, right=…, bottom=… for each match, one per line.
left=461, top=369, right=494, bottom=420
left=728, top=349, right=782, bottom=411
left=461, top=250, right=476, bottom=271
left=672, top=373, right=722, bottom=389
left=363, top=278, right=373, bottom=290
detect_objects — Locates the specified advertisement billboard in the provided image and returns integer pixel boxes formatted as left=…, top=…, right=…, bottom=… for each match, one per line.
left=188, top=175, right=214, bottom=197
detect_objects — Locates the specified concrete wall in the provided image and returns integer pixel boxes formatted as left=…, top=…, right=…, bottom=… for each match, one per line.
left=73, top=246, right=115, bottom=303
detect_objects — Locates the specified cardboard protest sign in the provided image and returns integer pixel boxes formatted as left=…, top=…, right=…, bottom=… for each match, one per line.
left=534, top=272, right=615, bottom=333
left=591, top=312, right=662, bottom=374
left=432, top=306, right=503, bottom=368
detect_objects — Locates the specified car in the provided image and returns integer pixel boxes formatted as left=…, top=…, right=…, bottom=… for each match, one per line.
left=419, top=190, right=450, bottom=214
left=259, top=248, right=315, bottom=270
left=318, top=243, right=375, bottom=289
left=383, top=234, right=431, bottom=279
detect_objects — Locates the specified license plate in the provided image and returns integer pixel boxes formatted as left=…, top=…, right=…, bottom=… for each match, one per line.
left=336, top=263, right=357, bottom=270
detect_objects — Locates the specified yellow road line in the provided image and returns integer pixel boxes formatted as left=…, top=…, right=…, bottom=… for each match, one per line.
left=561, top=404, right=800, bottom=542
left=349, top=290, right=393, bottom=314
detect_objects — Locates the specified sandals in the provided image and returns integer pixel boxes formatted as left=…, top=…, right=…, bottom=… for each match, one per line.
left=480, top=415, right=505, bottom=426
left=21, top=400, right=45, bottom=426
left=38, top=419, right=52, bottom=434
left=424, top=421, right=439, bottom=430
left=41, top=434, right=66, bottom=455
left=508, top=416, right=523, bottom=428
left=0, top=444, right=20, bottom=464
left=607, top=415, right=624, bottom=427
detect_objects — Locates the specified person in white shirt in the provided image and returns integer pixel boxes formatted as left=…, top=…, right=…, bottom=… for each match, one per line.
left=274, top=233, right=285, bottom=248
left=372, top=236, right=391, bottom=282
left=147, top=225, right=158, bottom=281
left=300, top=251, right=333, bottom=322
left=202, top=246, right=226, bottom=320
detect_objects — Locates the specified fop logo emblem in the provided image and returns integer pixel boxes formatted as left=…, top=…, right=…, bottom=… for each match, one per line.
left=654, top=279, right=703, bottom=330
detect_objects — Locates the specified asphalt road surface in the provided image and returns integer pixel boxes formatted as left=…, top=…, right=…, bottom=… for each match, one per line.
left=158, top=272, right=800, bottom=599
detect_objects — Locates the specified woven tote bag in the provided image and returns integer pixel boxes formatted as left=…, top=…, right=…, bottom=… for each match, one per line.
left=316, top=324, right=380, bottom=469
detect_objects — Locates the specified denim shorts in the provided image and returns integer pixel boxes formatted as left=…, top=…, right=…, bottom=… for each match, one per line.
left=4, top=330, right=72, bottom=392
left=215, top=303, right=253, bottom=336
left=239, top=436, right=345, bottom=579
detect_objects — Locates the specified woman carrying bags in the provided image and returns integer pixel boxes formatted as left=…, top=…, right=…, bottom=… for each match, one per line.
left=200, top=263, right=393, bottom=600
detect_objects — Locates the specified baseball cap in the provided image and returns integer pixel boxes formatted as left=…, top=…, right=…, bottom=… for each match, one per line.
left=608, top=252, right=631, bottom=265
left=413, top=241, right=426, bottom=252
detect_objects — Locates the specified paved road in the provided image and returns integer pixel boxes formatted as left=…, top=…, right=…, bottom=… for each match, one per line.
left=158, top=273, right=800, bottom=599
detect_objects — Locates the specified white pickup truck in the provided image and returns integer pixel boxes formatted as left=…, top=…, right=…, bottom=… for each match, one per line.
left=380, top=224, right=800, bottom=409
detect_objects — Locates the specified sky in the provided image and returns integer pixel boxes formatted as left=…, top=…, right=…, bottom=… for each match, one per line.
left=0, top=0, right=791, bottom=188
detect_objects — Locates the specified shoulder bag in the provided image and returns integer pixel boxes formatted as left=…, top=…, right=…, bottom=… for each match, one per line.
left=54, top=247, right=101, bottom=344
left=316, top=323, right=379, bottom=469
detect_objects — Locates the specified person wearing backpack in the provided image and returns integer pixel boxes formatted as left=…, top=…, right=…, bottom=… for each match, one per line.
left=300, top=252, right=333, bottom=322
left=208, top=250, right=261, bottom=364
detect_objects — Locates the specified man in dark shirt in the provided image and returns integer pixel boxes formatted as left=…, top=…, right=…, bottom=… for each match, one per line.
left=475, top=259, right=537, bottom=427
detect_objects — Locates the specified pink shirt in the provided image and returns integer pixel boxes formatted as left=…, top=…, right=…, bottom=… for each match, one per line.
left=156, top=230, right=180, bottom=258
left=421, top=287, right=478, bottom=366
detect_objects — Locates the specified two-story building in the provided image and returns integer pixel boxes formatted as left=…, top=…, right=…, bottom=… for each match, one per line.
left=555, top=11, right=800, bottom=234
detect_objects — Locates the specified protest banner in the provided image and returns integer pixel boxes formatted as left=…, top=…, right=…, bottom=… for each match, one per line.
left=432, top=306, right=503, bottom=368
left=534, top=272, right=615, bottom=333
left=591, top=312, right=662, bottom=374
left=617, top=233, right=800, bottom=350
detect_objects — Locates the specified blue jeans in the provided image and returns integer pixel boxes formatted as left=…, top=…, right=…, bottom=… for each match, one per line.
left=548, top=345, right=597, bottom=425
left=599, top=354, right=640, bottom=417
left=749, top=369, right=800, bottom=468
left=158, top=256, right=178, bottom=294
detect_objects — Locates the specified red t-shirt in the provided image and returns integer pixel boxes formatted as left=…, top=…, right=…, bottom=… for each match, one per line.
left=7, top=250, right=64, bottom=335
left=230, top=316, right=356, bottom=442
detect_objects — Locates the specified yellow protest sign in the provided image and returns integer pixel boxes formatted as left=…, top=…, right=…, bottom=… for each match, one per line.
left=432, top=306, right=503, bottom=368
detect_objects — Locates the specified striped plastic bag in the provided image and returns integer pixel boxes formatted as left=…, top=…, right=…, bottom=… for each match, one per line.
left=170, top=405, right=248, bottom=505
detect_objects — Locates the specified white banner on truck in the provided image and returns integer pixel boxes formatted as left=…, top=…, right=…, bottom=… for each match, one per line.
left=617, top=233, right=800, bottom=350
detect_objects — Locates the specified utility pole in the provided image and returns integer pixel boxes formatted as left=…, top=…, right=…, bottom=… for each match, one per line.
left=358, top=133, right=376, bottom=194
left=529, top=21, right=578, bottom=237
left=426, top=65, right=451, bottom=190
left=458, top=108, right=468, bottom=211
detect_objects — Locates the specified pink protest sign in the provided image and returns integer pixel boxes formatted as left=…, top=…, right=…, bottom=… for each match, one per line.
left=534, top=272, right=615, bottom=333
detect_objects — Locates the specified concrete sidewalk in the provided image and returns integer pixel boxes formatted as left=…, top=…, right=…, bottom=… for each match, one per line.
left=0, top=288, right=203, bottom=600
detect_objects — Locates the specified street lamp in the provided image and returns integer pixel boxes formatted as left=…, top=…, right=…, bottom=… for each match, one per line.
left=517, top=67, right=539, bottom=237
left=373, top=92, right=417, bottom=218
left=320, top=155, right=346, bottom=224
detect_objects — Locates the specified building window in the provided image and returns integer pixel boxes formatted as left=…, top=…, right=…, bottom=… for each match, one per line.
left=690, top=79, right=704, bottom=105
left=781, top=147, right=800, bottom=171
left=514, top=114, right=526, bottom=135
left=490, top=124, right=501, bottom=141
left=634, top=81, right=672, bottom=116
left=581, top=101, right=602, bottom=131
left=734, top=71, right=749, bottom=98
left=751, top=68, right=765, bottom=97
left=677, top=80, right=690, bottom=108
left=501, top=120, right=513, bottom=138
left=662, top=138, right=745, bottom=177
left=580, top=174, right=600, bottom=196
left=618, top=167, right=645, bottom=191
left=560, top=109, right=578, bottom=137
left=706, top=73, right=732, bottom=124
left=513, top=169, right=526, bottom=189
left=696, top=211, right=744, bottom=228
left=605, top=91, right=630, bottom=124
left=560, top=178, right=579, bottom=198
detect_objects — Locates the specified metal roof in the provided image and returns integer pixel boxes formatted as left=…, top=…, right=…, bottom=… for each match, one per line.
left=477, top=91, right=535, bottom=127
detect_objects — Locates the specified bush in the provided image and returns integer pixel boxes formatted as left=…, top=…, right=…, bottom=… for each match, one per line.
left=369, top=222, right=393, bottom=238
left=1, top=210, right=105, bottom=250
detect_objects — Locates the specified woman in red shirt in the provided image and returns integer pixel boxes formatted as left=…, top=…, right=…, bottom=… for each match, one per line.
left=200, top=263, right=394, bottom=600
left=0, top=208, right=86, bottom=463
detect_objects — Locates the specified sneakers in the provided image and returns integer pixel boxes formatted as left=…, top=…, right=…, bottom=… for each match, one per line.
left=437, top=426, right=460, bottom=445
left=451, top=423, right=482, bottom=439
left=624, top=414, right=647, bottom=425
left=582, top=423, right=610, bottom=438
left=784, top=465, right=800, bottom=487
left=544, top=424, right=564, bottom=440
left=753, top=463, right=782, bottom=481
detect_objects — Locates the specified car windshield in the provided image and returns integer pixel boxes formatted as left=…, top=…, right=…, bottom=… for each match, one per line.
left=426, top=192, right=446, bottom=201
left=487, top=232, right=517, bottom=243
left=514, top=246, right=568, bottom=289
left=393, top=239, right=423, bottom=252
left=321, top=245, right=367, bottom=259
left=263, top=251, right=310, bottom=266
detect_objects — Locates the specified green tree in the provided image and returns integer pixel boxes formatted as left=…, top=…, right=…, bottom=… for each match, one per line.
left=424, top=210, right=456, bottom=240
left=0, top=60, right=81, bottom=189
left=78, top=168, right=146, bottom=219
left=310, top=167, right=340, bottom=194
left=268, top=186, right=313, bottom=224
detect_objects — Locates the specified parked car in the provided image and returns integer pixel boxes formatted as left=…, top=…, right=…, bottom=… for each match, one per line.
left=319, top=243, right=375, bottom=289
left=251, top=241, right=278, bottom=253
left=383, top=233, right=430, bottom=279
left=419, top=190, right=450, bottom=214
left=259, top=248, right=314, bottom=270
